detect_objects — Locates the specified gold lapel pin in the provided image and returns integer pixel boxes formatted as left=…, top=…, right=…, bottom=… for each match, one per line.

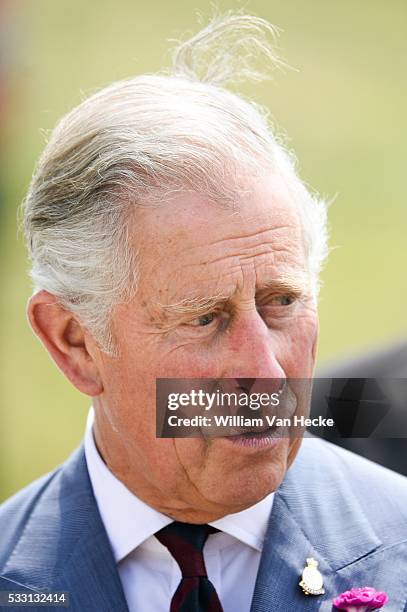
left=299, top=557, right=325, bottom=596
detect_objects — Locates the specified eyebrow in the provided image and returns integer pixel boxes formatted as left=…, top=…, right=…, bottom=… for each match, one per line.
left=156, top=274, right=310, bottom=317
left=157, top=293, right=229, bottom=317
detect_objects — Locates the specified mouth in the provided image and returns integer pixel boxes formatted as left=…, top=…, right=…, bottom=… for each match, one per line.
left=223, top=424, right=287, bottom=448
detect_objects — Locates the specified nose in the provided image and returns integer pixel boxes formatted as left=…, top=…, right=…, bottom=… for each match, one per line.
left=224, top=310, right=286, bottom=381
left=235, top=378, right=256, bottom=392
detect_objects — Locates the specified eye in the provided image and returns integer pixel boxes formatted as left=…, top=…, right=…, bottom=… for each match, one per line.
left=257, top=294, right=298, bottom=325
left=197, top=312, right=216, bottom=326
left=182, top=310, right=229, bottom=334
left=269, top=294, right=295, bottom=306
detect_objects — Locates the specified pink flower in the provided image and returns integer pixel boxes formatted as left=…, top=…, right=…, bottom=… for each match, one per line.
left=333, top=587, right=389, bottom=610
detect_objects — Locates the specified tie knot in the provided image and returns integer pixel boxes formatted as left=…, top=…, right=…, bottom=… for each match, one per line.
left=156, top=522, right=217, bottom=578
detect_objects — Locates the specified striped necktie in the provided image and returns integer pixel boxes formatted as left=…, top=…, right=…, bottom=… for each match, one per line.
left=155, top=521, right=224, bottom=612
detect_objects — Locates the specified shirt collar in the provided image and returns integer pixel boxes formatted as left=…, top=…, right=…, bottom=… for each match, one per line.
left=210, top=492, right=274, bottom=552
left=84, top=408, right=274, bottom=562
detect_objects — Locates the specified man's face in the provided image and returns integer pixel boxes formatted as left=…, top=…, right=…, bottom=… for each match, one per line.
left=92, top=173, right=318, bottom=521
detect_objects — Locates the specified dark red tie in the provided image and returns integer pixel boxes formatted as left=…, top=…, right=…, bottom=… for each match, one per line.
left=155, top=522, right=224, bottom=612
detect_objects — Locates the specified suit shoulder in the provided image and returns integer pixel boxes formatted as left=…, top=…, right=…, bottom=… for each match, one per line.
left=0, top=467, right=61, bottom=569
left=319, top=437, right=407, bottom=488
left=0, top=467, right=61, bottom=523
left=299, top=437, right=407, bottom=526
left=301, top=436, right=407, bottom=488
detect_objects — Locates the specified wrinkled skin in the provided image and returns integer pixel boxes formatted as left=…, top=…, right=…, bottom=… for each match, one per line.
left=29, top=173, right=319, bottom=523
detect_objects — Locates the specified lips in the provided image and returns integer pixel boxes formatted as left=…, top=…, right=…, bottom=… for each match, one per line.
left=226, top=423, right=280, bottom=440
left=224, top=424, right=286, bottom=449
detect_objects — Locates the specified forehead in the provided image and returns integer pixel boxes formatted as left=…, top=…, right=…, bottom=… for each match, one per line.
left=134, top=174, right=306, bottom=300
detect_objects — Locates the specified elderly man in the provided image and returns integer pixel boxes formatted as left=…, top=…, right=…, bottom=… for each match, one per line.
left=0, top=14, right=406, bottom=612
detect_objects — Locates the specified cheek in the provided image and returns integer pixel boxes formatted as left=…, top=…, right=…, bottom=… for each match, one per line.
left=281, top=311, right=318, bottom=376
left=173, top=438, right=208, bottom=469
left=149, top=338, right=223, bottom=379
left=98, top=351, right=155, bottom=440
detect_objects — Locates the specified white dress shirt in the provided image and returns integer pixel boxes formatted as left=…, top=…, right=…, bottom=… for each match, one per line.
left=84, top=409, right=274, bottom=612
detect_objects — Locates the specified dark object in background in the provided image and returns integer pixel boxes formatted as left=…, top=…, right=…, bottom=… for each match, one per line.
left=312, top=341, right=407, bottom=476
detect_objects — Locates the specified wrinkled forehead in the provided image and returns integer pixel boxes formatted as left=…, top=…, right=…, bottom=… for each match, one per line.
left=134, top=174, right=307, bottom=301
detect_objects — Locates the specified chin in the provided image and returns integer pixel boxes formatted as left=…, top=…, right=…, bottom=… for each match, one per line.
left=204, top=458, right=288, bottom=510
left=190, top=436, right=302, bottom=512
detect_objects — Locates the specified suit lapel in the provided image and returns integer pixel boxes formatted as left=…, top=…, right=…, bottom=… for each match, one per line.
left=250, top=490, right=335, bottom=611
left=250, top=438, right=382, bottom=612
left=2, top=446, right=128, bottom=612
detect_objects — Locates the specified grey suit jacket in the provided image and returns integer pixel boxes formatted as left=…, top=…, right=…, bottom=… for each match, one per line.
left=0, top=437, right=406, bottom=611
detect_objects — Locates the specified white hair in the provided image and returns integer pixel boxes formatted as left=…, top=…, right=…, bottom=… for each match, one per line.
left=22, top=13, right=328, bottom=354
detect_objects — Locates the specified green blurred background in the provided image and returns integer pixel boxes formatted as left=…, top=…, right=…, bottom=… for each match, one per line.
left=1, top=0, right=406, bottom=501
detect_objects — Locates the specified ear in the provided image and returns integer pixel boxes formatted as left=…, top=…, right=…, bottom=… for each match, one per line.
left=27, top=290, right=104, bottom=396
